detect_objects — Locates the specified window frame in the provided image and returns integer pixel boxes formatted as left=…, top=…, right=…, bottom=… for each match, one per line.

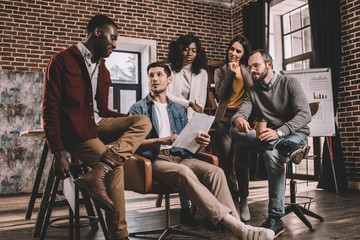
left=281, top=4, right=313, bottom=70
left=108, top=50, right=142, bottom=113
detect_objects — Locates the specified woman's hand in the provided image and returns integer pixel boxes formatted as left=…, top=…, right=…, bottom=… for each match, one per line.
left=228, top=62, right=239, bottom=72
left=189, top=101, right=203, bottom=113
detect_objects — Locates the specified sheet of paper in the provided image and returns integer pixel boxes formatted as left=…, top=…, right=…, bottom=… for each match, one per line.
left=63, top=173, right=76, bottom=213
left=172, top=112, right=215, bottom=154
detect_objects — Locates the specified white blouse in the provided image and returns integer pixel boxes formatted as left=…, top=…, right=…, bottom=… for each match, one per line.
left=167, top=64, right=208, bottom=119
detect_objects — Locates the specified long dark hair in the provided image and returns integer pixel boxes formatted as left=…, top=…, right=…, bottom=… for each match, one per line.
left=167, top=33, right=208, bottom=75
left=224, top=36, right=251, bottom=66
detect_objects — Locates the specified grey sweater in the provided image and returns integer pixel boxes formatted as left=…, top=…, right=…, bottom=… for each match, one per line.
left=231, top=73, right=311, bottom=137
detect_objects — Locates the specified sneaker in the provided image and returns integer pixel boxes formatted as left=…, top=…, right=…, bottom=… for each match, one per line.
left=239, top=198, right=251, bottom=222
left=276, top=140, right=310, bottom=165
left=180, top=207, right=198, bottom=227
left=261, top=217, right=284, bottom=238
left=242, top=224, right=275, bottom=240
left=289, top=145, right=310, bottom=164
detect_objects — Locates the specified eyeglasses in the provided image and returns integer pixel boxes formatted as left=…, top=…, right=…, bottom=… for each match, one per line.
left=247, top=62, right=266, bottom=72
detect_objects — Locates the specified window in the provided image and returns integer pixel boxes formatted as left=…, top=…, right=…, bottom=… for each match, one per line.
left=106, top=51, right=141, bottom=113
left=282, top=4, right=312, bottom=70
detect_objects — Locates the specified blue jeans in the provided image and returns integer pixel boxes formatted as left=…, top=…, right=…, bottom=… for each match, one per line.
left=230, top=127, right=308, bottom=217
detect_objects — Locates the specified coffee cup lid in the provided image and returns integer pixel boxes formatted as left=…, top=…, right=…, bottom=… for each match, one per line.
left=256, top=118, right=267, bottom=122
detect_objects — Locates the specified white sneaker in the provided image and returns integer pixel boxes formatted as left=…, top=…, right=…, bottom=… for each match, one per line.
left=242, top=224, right=275, bottom=240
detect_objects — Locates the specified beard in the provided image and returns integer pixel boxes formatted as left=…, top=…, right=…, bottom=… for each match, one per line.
left=252, top=67, right=268, bottom=84
left=151, top=87, right=166, bottom=94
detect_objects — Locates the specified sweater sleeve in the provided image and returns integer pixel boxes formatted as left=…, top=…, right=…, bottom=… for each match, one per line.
left=231, top=90, right=253, bottom=125
left=278, top=77, right=312, bottom=136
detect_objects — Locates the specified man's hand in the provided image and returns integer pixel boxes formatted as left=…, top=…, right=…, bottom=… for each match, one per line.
left=189, top=102, right=204, bottom=113
left=161, top=134, right=178, bottom=145
left=258, top=128, right=279, bottom=142
left=234, top=116, right=252, bottom=134
left=195, top=132, right=211, bottom=148
left=53, top=150, right=70, bottom=179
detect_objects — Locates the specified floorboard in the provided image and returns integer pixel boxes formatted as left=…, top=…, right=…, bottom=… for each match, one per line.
left=0, top=180, right=359, bottom=240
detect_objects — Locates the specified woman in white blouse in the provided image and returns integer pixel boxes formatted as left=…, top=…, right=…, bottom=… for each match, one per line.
left=166, top=34, right=208, bottom=227
left=167, top=34, right=208, bottom=120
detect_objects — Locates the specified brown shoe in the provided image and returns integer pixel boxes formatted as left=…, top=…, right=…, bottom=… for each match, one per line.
left=74, top=163, right=114, bottom=211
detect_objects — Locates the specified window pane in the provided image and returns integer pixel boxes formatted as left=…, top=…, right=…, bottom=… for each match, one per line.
left=292, top=61, right=303, bottom=70
left=303, top=59, right=310, bottom=69
left=106, top=51, right=139, bottom=84
left=284, top=35, right=292, bottom=59
left=120, top=89, right=136, bottom=113
left=290, top=9, right=301, bottom=32
left=301, top=5, right=310, bottom=26
left=291, top=31, right=302, bottom=56
left=108, top=86, right=114, bottom=110
left=303, top=27, right=312, bottom=53
left=282, top=13, right=291, bottom=34
left=285, top=63, right=292, bottom=71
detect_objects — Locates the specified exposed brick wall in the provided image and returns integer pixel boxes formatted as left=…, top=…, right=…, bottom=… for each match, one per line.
left=338, top=0, right=360, bottom=182
left=0, top=0, right=232, bottom=72
left=231, top=0, right=253, bottom=37
left=1, top=0, right=359, bottom=186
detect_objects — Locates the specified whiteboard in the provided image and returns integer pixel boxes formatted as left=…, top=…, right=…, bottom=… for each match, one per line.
left=280, top=68, right=335, bottom=137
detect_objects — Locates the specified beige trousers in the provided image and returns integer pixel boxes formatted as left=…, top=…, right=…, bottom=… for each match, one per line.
left=152, top=154, right=240, bottom=226
left=65, top=115, right=152, bottom=239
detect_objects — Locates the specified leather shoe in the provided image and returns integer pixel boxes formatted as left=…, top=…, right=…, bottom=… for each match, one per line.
left=180, top=207, right=198, bottom=227
left=74, top=163, right=114, bottom=211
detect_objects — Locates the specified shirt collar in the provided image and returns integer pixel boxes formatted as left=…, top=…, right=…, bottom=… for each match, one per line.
left=261, top=71, right=278, bottom=88
left=77, top=42, right=98, bottom=64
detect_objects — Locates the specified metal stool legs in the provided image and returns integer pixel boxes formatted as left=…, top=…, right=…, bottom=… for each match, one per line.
left=130, top=193, right=208, bottom=240
left=285, top=163, right=324, bottom=231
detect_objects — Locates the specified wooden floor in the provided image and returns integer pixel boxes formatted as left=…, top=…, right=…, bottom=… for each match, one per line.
left=1, top=180, right=360, bottom=240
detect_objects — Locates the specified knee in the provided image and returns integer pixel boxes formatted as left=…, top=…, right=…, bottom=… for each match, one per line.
left=133, top=115, right=152, bottom=131
left=176, top=165, right=196, bottom=182
left=263, top=150, right=284, bottom=168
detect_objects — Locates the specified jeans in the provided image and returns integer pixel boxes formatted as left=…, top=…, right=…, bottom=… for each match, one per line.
left=230, top=127, right=308, bottom=217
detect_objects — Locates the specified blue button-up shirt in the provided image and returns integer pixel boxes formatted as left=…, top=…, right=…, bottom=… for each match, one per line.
left=129, top=94, right=193, bottom=162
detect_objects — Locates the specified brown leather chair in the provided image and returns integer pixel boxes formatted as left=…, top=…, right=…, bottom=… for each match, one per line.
left=123, top=152, right=218, bottom=239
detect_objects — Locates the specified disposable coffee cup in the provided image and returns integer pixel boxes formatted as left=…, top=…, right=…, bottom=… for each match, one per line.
left=255, top=118, right=267, bottom=139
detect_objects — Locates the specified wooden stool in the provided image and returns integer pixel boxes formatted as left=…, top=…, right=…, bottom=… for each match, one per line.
left=38, top=159, right=108, bottom=240
left=20, top=129, right=108, bottom=239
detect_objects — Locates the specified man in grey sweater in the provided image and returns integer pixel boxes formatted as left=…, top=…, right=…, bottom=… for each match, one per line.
left=230, top=49, right=311, bottom=238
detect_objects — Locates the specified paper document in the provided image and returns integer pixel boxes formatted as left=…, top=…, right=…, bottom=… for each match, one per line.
left=172, top=112, right=215, bottom=154
left=63, top=174, right=76, bottom=213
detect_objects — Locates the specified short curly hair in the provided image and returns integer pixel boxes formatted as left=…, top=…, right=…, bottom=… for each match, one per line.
left=224, top=36, right=251, bottom=66
left=167, top=34, right=208, bottom=75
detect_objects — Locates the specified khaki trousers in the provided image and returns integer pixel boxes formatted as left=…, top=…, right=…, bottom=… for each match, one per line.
left=65, top=115, right=152, bottom=239
left=152, top=154, right=240, bottom=226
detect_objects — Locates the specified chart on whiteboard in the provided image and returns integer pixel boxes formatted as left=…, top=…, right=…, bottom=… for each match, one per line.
left=281, top=68, right=335, bottom=137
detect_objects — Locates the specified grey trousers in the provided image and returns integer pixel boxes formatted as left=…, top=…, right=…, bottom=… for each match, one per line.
left=152, top=154, right=239, bottom=225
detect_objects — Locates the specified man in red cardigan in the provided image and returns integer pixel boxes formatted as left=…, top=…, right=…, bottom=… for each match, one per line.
left=42, top=14, right=151, bottom=240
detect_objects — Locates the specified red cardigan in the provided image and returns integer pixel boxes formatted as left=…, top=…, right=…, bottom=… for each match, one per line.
left=42, top=45, right=125, bottom=152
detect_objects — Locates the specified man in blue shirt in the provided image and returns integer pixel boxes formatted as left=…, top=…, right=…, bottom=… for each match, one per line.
left=129, top=61, right=274, bottom=240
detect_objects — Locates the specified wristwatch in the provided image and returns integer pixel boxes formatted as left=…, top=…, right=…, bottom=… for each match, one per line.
left=277, top=129, right=285, bottom=138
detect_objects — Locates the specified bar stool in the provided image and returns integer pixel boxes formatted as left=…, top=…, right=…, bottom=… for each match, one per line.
left=39, top=158, right=108, bottom=240
left=20, top=129, right=108, bottom=239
